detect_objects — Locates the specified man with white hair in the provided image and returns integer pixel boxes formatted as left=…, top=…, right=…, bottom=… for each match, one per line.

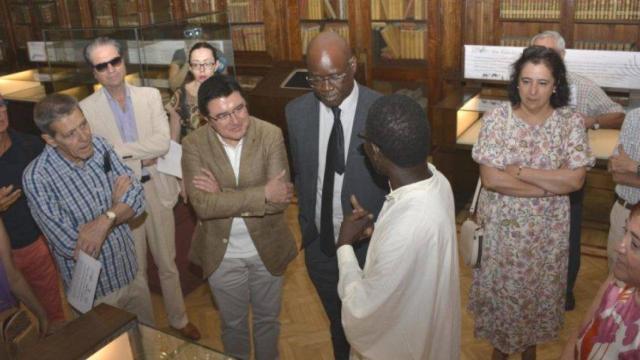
left=531, top=30, right=625, bottom=310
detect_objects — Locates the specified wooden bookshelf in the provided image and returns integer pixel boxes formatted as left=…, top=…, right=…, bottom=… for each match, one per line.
left=465, top=0, right=640, bottom=52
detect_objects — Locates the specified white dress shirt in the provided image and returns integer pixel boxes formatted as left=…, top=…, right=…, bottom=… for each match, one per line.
left=217, top=134, right=259, bottom=259
left=337, top=163, right=461, bottom=360
left=315, top=83, right=359, bottom=242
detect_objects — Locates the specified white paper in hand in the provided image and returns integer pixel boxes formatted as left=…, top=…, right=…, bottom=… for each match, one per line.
left=67, top=251, right=102, bottom=314
left=157, top=140, right=183, bottom=178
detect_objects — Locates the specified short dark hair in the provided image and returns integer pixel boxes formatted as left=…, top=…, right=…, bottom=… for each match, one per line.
left=34, top=94, right=78, bottom=135
left=365, top=94, right=430, bottom=168
left=188, top=42, right=218, bottom=63
left=83, top=36, right=122, bottom=66
left=508, top=45, right=569, bottom=108
left=198, top=75, right=244, bottom=117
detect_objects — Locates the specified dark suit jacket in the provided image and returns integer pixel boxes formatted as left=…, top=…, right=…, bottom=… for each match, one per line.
left=285, top=84, right=388, bottom=248
left=182, top=117, right=297, bottom=277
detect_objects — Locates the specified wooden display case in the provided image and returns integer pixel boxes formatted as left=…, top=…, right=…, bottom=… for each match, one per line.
left=20, top=304, right=228, bottom=360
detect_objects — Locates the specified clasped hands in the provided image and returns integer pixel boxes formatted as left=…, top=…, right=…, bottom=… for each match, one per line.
left=336, top=195, right=374, bottom=248
left=75, top=175, right=132, bottom=260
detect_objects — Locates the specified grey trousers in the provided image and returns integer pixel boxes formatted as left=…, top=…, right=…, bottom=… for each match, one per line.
left=208, top=255, right=283, bottom=360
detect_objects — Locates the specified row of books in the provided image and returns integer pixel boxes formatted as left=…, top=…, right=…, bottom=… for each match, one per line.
left=575, top=0, right=640, bottom=20
left=500, top=37, right=637, bottom=51
left=300, top=0, right=347, bottom=20
left=574, top=40, right=637, bottom=51
left=227, top=0, right=263, bottom=23
left=9, top=5, right=32, bottom=24
left=500, top=0, right=560, bottom=19
left=371, top=0, right=425, bottom=20
left=373, top=23, right=425, bottom=60
left=185, top=0, right=215, bottom=15
left=231, top=25, right=266, bottom=51
left=499, top=37, right=529, bottom=47
left=300, top=23, right=350, bottom=54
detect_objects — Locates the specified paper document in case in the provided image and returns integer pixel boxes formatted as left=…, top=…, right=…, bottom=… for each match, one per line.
left=67, top=251, right=102, bottom=314
left=157, top=140, right=183, bottom=178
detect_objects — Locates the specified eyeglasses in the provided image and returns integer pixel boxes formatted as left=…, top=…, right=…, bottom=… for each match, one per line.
left=190, top=62, right=216, bottom=71
left=306, top=72, right=350, bottom=87
left=93, top=56, right=123, bottom=72
left=208, top=103, right=247, bottom=122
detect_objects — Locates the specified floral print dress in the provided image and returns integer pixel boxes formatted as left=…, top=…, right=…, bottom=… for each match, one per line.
left=169, top=85, right=205, bottom=140
left=470, top=103, right=594, bottom=353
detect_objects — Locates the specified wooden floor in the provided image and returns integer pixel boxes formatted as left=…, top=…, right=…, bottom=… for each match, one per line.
left=149, top=205, right=610, bottom=360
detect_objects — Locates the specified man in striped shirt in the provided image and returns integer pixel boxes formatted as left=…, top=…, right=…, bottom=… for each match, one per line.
left=22, top=94, right=154, bottom=324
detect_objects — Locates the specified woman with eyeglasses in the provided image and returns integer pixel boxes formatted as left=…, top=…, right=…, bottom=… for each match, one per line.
left=469, top=46, right=594, bottom=360
left=166, top=42, right=219, bottom=142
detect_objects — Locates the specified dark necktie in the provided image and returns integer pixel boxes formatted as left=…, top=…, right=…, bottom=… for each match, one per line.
left=320, top=107, right=345, bottom=257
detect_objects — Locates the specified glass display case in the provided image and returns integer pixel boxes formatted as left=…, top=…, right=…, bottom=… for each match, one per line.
left=19, top=303, right=231, bottom=359
left=21, top=11, right=232, bottom=101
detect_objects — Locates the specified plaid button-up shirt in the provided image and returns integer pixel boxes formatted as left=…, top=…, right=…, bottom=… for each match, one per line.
left=568, top=72, right=624, bottom=117
left=23, top=136, right=144, bottom=298
left=616, top=108, right=640, bottom=204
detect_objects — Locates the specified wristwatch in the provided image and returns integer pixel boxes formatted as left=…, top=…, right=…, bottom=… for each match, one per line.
left=104, top=210, right=116, bottom=224
left=591, top=120, right=600, bottom=130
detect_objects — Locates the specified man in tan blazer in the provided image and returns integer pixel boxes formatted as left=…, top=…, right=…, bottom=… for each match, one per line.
left=182, top=75, right=297, bottom=360
left=79, top=37, right=200, bottom=340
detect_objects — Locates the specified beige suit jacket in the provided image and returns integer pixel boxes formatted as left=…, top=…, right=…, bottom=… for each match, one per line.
left=182, top=116, right=297, bottom=278
left=80, top=85, right=180, bottom=208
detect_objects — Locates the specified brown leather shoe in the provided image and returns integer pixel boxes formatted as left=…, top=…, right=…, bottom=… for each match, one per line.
left=173, top=322, right=201, bottom=341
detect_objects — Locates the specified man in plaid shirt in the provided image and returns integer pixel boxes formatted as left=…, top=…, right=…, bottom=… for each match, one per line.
left=23, top=94, right=154, bottom=323
left=532, top=30, right=625, bottom=311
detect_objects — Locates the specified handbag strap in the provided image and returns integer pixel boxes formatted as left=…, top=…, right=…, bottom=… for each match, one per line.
left=469, top=178, right=482, bottom=215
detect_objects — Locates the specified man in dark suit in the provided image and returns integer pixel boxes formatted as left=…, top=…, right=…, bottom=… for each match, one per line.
left=285, top=32, right=387, bottom=360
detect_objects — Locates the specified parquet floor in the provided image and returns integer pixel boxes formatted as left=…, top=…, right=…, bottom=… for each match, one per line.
left=150, top=205, right=610, bottom=360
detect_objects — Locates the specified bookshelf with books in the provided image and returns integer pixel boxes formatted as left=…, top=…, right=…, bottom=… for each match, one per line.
left=184, top=0, right=224, bottom=16
left=464, top=0, right=639, bottom=54
left=298, top=0, right=349, bottom=55
left=370, top=0, right=427, bottom=63
left=227, top=0, right=266, bottom=52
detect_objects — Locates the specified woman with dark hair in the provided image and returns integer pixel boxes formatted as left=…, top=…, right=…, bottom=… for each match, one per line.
left=166, top=42, right=219, bottom=142
left=469, top=45, right=595, bottom=359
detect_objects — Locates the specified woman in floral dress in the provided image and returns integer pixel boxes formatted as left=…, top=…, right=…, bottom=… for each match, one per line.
left=470, top=46, right=595, bottom=359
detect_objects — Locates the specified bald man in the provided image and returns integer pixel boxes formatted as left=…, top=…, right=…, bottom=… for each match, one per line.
left=285, top=32, right=387, bottom=359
